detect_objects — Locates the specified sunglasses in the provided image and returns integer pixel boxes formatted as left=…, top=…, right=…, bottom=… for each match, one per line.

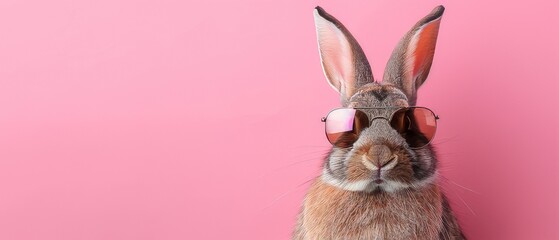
left=321, top=107, right=439, bottom=149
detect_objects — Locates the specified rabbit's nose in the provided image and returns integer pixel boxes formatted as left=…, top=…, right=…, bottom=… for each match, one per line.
left=362, top=144, right=398, bottom=171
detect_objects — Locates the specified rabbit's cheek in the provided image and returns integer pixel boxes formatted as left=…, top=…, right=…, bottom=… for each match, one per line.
left=385, top=160, right=415, bottom=184
left=346, top=155, right=372, bottom=182
left=324, top=148, right=351, bottom=179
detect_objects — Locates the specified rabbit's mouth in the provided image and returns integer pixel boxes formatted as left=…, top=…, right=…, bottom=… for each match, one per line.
left=321, top=171, right=411, bottom=193
left=368, top=177, right=412, bottom=193
left=366, top=182, right=390, bottom=194
left=369, top=180, right=386, bottom=194
left=371, top=178, right=390, bottom=188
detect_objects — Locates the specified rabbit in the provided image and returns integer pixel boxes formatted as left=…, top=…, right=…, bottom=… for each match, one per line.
left=293, top=5, right=466, bottom=240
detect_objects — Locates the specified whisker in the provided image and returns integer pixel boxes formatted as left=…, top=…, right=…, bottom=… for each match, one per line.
left=436, top=152, right=466, bottom=157
left=289, top=149, right=330, bottom=158
left=440, top=175, right=481, bottom=195
left=438, top=177, right=477, bottom=216
left=257, top=156, right=324, bottom=179
left=453, top=188, right=476, bottom=216
left=431, top=135, right=460, bottom=144
left=262, top=175, right=317, bottom=210
left=290, top=145, right=331, bottom=149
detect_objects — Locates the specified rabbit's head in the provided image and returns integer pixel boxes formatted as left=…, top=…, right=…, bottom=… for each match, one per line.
left=314, top=6, right=444, bottom=193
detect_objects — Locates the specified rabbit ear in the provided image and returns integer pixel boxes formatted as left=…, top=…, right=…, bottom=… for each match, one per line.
left=383, top=6, right=444, bottom=105
left=314, top=6, right=373, bottom=104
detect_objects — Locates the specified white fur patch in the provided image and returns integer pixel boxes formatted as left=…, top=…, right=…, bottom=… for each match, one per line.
left=321, top=169, right=371, bottom=191
left=321, top=167, right=439, bottom=193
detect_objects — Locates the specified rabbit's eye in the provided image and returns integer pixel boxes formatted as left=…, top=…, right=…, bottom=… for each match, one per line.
left=393, top=114, right=411, bottom=133
left=325, top=108, right=369, bottom=146
left=405, top=116, right=412, bottom=130
left=389, top=107, right=438, bottom=148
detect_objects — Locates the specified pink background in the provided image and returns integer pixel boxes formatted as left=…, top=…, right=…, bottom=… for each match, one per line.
left=0, top=0, right=557, bottom=239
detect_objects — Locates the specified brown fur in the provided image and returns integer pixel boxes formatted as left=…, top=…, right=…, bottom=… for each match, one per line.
left=294, top=179, right=444, bottom=240
left=299, top=5, right=466, bottom=239
left=294, top=179, right=466, bottom=240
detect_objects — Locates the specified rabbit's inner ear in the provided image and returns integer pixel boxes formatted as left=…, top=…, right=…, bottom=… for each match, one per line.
left=383, top=6, right=444, bottom=105
left=314, top=6, right=373, bottom=104
left=315, top=15, right=354, bottom=94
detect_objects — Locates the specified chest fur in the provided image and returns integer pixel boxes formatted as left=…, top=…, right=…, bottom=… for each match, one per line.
left=299, top=180, right=443, bottom=240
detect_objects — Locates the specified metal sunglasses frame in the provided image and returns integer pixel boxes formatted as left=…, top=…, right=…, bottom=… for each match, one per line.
left=320, top=106, right=440, bottom=149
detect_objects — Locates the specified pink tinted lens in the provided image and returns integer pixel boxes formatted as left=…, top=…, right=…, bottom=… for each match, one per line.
left=390, top=107, right=437, bottom=148
left=325, top=109, right=368, bottom=145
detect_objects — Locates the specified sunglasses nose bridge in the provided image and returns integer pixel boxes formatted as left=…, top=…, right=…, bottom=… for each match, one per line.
left=369, top=116, right=390, bottom=125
